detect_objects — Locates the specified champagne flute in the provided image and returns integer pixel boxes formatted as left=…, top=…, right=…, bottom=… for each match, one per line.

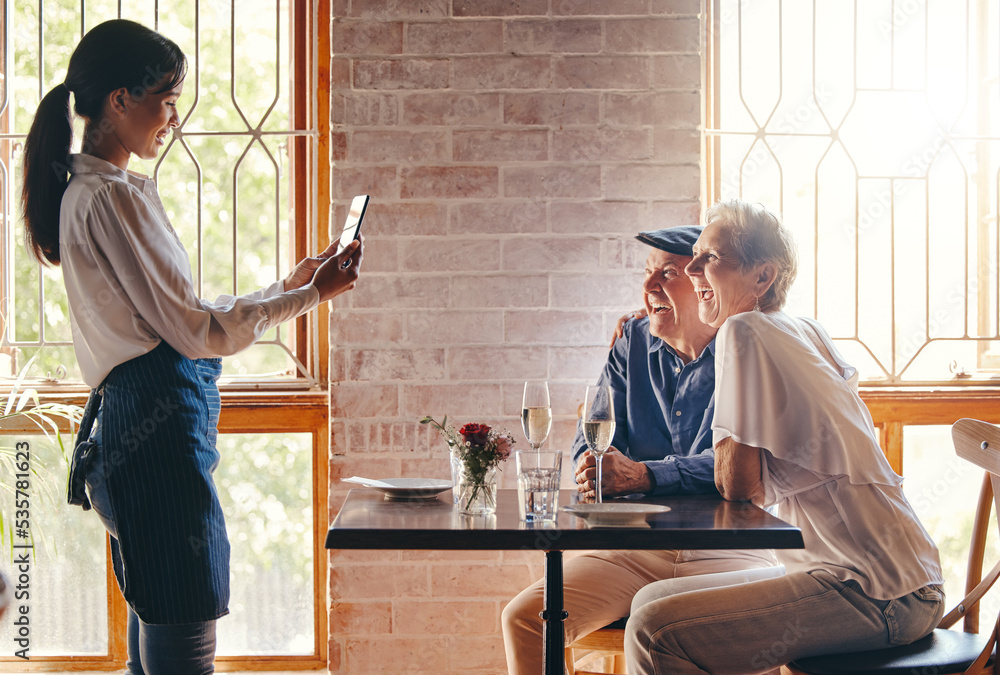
left=521, top=381, right=552, bottom=452
left=582, top=385, right=616, bottom=504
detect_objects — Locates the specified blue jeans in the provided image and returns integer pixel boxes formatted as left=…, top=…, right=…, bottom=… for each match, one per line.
left=127, top=607, right=216, bottom=675
left=626, top=568, right=944, bottom=674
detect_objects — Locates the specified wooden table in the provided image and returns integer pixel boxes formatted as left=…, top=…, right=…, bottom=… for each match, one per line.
left=326, top=489, right=804, bottom=675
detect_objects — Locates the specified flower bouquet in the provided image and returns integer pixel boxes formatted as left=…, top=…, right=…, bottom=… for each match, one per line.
left=420, top=415, right=515, bottom=514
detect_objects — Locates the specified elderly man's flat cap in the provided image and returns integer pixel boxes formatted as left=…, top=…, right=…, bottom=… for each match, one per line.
left=635, top=225, right=703, bottom=257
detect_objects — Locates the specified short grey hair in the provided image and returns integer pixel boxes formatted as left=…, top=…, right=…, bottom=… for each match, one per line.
left=704, top=199, right=798, bottom=311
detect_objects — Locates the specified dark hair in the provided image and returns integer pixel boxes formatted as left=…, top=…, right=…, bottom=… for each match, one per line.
left=21, top=19, right=186, bottom=265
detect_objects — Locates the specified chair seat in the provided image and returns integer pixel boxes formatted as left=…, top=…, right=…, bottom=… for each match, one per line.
left=790, top=628, right=996, bottom=674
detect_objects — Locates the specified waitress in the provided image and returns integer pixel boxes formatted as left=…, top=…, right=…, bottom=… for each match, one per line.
left=20, top=19, right=362, bottom=674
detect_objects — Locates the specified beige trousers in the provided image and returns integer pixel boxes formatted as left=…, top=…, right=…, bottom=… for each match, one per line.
left=501, top=548, right=780, bottom=675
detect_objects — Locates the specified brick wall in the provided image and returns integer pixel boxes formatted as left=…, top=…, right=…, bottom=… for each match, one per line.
left=327, top=1, right=702, bottom=672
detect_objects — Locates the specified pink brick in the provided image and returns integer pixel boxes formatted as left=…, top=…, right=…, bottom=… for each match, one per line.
left=448, top=346, right=548, bottom=380
left=605, top=164, right=700, bottom=200
left=653, top=128, right=701, bottom=163
left=503, top=165, right=601, bottom=198
left=349, top=349, right=446, bottom=381
left=332, top=20, right=403, bottom=55
left=503, top=92, right=600, bottom=125
left=450, top=274, right=549, bottom=308
left=332, top=166, right=399, bottom=200
left=350, top=130, right=448, bottom=163
left=454, top=0, right=548, bottom=16
left=453, top=129, right=549, bottom=162
left=506, top=310, right=606, bottom=345
left=345, top=637, right=447, bottom=672
left=652, top=0, right=701, bottom=13
left=330, top=57, right=350, bottom=88
left=502, top=237, right=601, bottom=271
left=401, top=550, right=501, bottom=562
left=331, top=91, right=399, bottom=126
left=393, top=600, right=497, bottom=634
left=449, top=200, right=548, bottom=234
left=446, top=635, right=509, bottom=671
left=565, top=56, right=651, bottom=91
left=330, top=383, right=399, bottom=418
left=353, top=58, right=450, bottom=90
left=552, top=273, right=644, bottom=307
left=550, top=200, right=645, bottom=234
left=551, top=346, right=612, bottom=378
left=453, top=55, right=551, bottom=89
left=652, top=54, right=701, bottom=89
left=554, top=0, right=649, bottom=15
left=364, top=201, right=447, bottom=236
left=401, top=166, right=499, bottom=199
left=605, top=91, right=700, bottom=127
left=651, top=200, right=702, bottom=228
left=330, top=131, right=347, bottom=161
left=552, top=128, right=651, bottom=162
left=401, top=384, right=503, bottom=417
left=406, top=20, right=503, bottom=54
left=504, top=19, right=602, bottom=53
left=349, top=0, right=448, bottom=20
left=400, top=238, right=502, bottom=272
left=431, top=563, right=538, bottom=597
left=330, top=601, right=392, bottom=634
left=605, top=17, right=700, bottom=53
left=329, top=313, right=403, bottom=346
left=351, top=275, right=450, bottom=308
left=349, top=236, right=397, bottom=273
left=403, top=92, right=501, bottom=125
left=405, top=311, right=505, bottom=345
left=330, top=456, right=403, bottom=483
left=401, top=456, right=454, bottom=478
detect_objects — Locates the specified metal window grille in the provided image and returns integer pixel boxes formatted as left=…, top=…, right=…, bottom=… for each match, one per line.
left=708, top=0, right=1000, bottom=385
left=0, top=0, right=319, bottom=387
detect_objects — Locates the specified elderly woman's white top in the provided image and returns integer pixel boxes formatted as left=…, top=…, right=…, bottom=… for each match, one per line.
left=713, top=310, right=943, bottom=600
left=60, top=153, right=319, bottom=387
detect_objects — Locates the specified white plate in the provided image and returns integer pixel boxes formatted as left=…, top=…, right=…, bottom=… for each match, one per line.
left=562, top=503, right=671, bottom=528
left=365, top=478, right=453, bottom=501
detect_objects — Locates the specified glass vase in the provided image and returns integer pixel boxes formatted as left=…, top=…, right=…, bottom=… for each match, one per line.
left=457, top=466, right=498, bottom=515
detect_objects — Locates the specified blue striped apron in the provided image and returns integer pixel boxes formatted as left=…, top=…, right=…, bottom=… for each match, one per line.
left=83, top=341, right=229, bottom=625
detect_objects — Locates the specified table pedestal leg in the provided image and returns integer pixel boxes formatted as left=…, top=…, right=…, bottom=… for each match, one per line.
left=541, top=549, right=567, bottom=675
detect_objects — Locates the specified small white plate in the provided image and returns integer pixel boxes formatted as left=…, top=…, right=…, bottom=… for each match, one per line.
left=562, top=503, right=671, bottom=528
left=364, top=478, right=453, bottom=501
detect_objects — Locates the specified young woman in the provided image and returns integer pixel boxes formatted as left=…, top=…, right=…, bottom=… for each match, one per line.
left=21, top=19, right=362, bottom=674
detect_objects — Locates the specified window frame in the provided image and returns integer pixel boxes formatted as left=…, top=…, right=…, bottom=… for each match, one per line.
left=0, top=0, right=333, bottom=670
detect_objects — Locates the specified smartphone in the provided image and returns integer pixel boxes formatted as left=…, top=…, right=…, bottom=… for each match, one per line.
left=335, top=195, right=369, bottom=255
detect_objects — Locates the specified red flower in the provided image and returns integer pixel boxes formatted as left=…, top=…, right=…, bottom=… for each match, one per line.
left=460, top=423, right=491, bottom=447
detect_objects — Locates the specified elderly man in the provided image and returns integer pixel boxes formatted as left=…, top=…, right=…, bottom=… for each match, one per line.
left=501, top=226, right=779, bottom=675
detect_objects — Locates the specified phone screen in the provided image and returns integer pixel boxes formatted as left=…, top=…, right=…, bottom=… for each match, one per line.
left=336, top=195, right=369, bottom=254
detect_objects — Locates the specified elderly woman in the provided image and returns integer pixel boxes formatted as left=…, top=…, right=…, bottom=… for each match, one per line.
left=624, top=199, right=944, bottom=674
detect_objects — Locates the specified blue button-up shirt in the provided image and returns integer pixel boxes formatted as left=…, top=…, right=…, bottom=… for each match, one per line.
left=571, top=317, right=717, bottom=496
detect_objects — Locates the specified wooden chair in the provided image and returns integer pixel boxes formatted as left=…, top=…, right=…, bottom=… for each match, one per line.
left=564, top=617, right=627, bottom=675
left=783, top=417, right=1000, bottom=675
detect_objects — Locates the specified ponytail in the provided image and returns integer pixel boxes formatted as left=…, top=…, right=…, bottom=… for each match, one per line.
left=21, top=83, right=73, bottom=265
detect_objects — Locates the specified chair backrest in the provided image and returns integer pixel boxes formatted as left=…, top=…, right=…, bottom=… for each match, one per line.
left=944, top=418, right=1000, bottom=634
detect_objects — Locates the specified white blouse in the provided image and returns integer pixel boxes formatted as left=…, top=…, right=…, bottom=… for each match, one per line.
left=59, top=154, right=319, bottom=387
left=713, top=311, right=943, bottom=600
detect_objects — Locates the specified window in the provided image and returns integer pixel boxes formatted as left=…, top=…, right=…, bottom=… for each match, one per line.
left=707, top=0, right=1000, bottom=385
left=0, top=0, right=331, bottom=670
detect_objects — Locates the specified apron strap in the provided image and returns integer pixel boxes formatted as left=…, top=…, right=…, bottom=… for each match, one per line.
left=67, top=386, right=103, bottom=510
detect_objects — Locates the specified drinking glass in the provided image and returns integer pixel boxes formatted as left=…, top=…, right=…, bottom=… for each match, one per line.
left=521, top=381, right=552, bottom=452
left=582, top=385, right=616, bottom=503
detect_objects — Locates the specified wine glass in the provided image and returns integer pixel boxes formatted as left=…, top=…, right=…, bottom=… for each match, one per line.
left=521, top=381, right=552, bottom=452
left=582, top=385, right=616, bottom=503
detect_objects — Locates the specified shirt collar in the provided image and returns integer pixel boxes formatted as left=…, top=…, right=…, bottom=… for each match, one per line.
left=649, top=334, right=717, bottom=363
left=69, top=153, right=153, bottom=188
